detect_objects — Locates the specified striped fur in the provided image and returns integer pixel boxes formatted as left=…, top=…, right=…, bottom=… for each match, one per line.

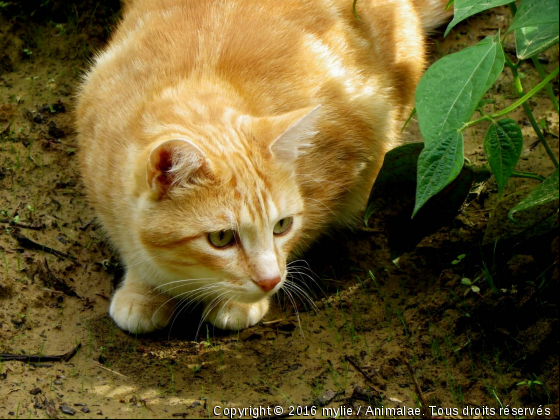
left=76, top=0, right=452, bottom=333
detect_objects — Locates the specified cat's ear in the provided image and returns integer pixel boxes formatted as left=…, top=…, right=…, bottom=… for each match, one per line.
left=267, top=105, right=321, bottom=163
left=146, top=139, right=210, bottom=196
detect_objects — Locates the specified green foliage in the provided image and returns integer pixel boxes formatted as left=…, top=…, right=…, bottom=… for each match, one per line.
left=365, top=143, right=477, bottom=258
left=516, top=24, right=559, bottom=60
left=508, top=0, right=559, bottom=33
left=409, top=0, right=559, bottom=225
left=509, top=169, right=559, bottom=221
left=452, top=254, right=466, bottom=265
left=415, top=34, right=504, bottom=146
left=484, top=118, right=523, bottom=198
left=445, top=0, right=513, bottom=36
left=414, top=131, right=464, bottom=217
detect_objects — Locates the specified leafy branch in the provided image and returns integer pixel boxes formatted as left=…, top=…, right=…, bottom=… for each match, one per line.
left=408, top=0, right=559, bottom=219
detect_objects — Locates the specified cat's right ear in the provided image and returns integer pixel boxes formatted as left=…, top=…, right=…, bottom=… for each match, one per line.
left=146, top=139, right=211, bottom=197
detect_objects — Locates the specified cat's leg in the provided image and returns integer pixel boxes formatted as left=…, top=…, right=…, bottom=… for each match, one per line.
left=109, top=270, right=175, bottom=333
left=204, top=298, right=269, bottom=330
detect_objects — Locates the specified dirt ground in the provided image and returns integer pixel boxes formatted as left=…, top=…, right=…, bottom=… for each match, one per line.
left=0, top=1, right=558, bottom=419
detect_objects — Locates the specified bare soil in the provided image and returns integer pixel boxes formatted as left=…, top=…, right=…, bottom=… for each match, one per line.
left=0, top=2, right=558, bottom=419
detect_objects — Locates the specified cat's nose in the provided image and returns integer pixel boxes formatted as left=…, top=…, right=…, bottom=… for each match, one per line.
left=255, top=276, right=281, bottom=293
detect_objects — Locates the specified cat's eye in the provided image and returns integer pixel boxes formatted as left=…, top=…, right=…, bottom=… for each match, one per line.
left=273, top=217, right=293, bottom=235
left=208, top=230, right=235, bottom=248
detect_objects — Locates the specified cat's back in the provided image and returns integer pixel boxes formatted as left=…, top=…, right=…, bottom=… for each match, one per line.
left=77, top=0, right=429, bottom=234
left=78, top=0, right=423, bottom=119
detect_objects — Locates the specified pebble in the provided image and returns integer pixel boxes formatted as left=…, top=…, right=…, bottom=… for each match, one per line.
left=81, top=406, right=90, bottom=413
left=29, top=388, right=42, bottom=395
left=60, top=404, right=75, bottom=415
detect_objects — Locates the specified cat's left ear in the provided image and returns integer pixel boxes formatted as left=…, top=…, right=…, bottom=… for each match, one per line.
left=146, top=139, right=211, bottom=197
left=266, top=105, right=321, bottom=164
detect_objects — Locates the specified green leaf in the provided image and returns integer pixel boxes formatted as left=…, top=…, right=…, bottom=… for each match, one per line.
left=364, top=143, right=424, bottom=223
left=515, top=23, right=559, bottom=60
left=365, top=142, right=476, bottom=258
left=509, top=169, right=559, bottom=220
left=414, top=131, right=465, bottom=217
left=484, top=118, right=524, bottom=197
left=509, top=0, right=560, bottom=32
left=444, top=0, right=514, bottom=36
left=416, top=35, right=504, bottom=146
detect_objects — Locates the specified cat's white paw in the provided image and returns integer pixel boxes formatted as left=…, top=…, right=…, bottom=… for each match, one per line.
left=205, top=299, right=269, bottom=330
left=109, top=283, right=173, bottom=334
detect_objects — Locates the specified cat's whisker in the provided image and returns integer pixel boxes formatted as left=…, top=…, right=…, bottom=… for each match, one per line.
left=282, top=287, right=303, bottom=336
left=141, top=279, right=219, bottom=306
left=146, top=278, right=218, bottom=299
left=166, top=286, right=224, bottom=338
left=166, top=296, right=207, bottom=338
left=285, top=273, right=316, bottom=296
left=284, top=279, right=321, bottom=315
left=196, top=291, right=231, bottom=339
left=287, top=259, right=312, bottom=268
left=211, top=295, right=237, bottom=333
left=152, top=278, right=218, bottom=290
left=287, top=267, right=325, bottom=296
left=152, top=284, right=220, bottom=328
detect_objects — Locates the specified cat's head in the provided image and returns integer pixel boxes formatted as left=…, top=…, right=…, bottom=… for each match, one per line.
left=134, top=106, right=320, bottom=303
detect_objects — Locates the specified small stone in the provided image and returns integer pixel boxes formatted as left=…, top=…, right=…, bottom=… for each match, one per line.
left=29, top=388, right=42, bottom=395
left=190, top=401, right=201, bottom=408
left=53, top=380, right=63, bottom=385
left=48, top=121, right=65, bottom=139
left=60, top=404, right=75, bottom=415
left=81, top=406, right=90, bottom=413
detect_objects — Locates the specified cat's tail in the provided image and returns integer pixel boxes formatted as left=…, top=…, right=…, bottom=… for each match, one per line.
left=412, top=0, right=454, bottom=33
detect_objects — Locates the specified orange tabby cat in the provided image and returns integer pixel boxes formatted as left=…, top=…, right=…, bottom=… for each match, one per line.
left=76, top=0, right=452, bottom=333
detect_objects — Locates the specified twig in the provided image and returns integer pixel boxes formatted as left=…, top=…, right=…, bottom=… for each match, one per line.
left=406, top=361, right=432, bottom=420
left=344, top=356, right=384, bottom=396
left=0, top=218, right=45, bottom=230
left=93, top=362, right=129, bottom=378
left=0, top=343, right=81, bottom=363
left=261, top=319, right=284, bottom=326
left=11, top=231, right=72, bottom=259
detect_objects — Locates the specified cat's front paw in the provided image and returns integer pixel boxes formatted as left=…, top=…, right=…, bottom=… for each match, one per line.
left=205, top=299, right=269, bottom=330
left=109, top=282, right=174, bottom=334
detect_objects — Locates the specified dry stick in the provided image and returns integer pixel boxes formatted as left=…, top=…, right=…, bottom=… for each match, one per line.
left=344, top=355, right=384, bottom=396
left=0, top=343, right=81, bottom=363
left=11, top=231, right=72, bottom=259
left=0, top=218, right=45, bottom=230
left=406, top=361, right=432, bottom=420
left=93, top=362, right=129, bottom=378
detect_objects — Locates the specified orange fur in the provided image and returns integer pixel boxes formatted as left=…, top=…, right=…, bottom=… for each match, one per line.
left=76, top=0, right=452, bottom=333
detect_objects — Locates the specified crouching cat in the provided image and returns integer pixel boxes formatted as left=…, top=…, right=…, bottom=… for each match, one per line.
left=76, top=0, right=452, bottom=333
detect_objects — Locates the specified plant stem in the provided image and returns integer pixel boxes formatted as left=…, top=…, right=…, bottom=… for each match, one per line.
left=505, top=59, right=559, bottom=168
left=494, top=66, right=558, bottom=117
left=352, top=0, right=362, bottom=22
left=463, top=67, right=559, bottom=128
left=511, top=170, right=546, bottom=182
left=532, top=58, right=560, bottom=113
